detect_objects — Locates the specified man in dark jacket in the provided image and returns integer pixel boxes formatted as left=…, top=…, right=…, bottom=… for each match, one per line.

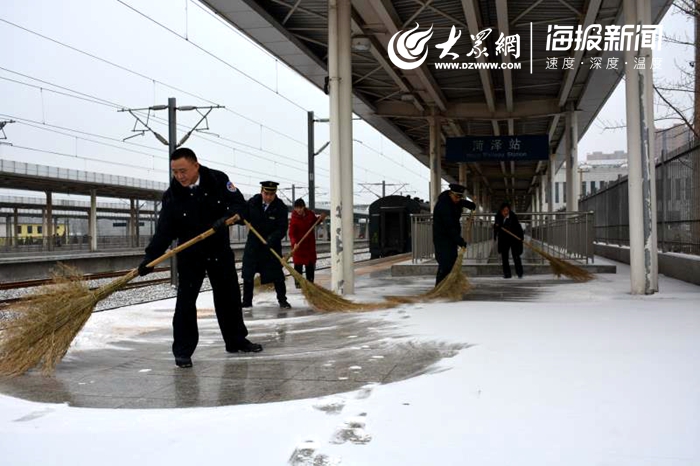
left=432, top=183, right=477, bottom=285
left=241, top=181, right=291, bottom=309
left=138, top=147, right=262, bottom=369
left=493, top=201, right=524, bottom=278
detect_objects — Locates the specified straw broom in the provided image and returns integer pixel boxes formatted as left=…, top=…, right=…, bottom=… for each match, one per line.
left=0, top=214, right=240, bottom=377
left=386, top=246, right=471, bottom=304
left=499, top=226, right=595, bottom=282
left=243, top=219, right=394, bottom=312
left=386, top=211, right=475, bottom=304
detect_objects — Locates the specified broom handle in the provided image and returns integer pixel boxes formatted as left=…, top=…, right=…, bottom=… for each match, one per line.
left=284, top=213, right=326, bottom=262
left=499, top=225, right=533, bottom=248
left=144, top=214, right=241, bottom=269
left=243, top=219, right=285, bottom=263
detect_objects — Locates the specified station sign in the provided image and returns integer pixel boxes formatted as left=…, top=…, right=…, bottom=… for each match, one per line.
left=445, top=135, right=550, bottom=162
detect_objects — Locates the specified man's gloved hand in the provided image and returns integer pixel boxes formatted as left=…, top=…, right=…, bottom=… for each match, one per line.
left=212, top=215, right=229, bottom=233
left=138, top=259, right=154, bottom=277
left=458, top=238, right=467, bottom=248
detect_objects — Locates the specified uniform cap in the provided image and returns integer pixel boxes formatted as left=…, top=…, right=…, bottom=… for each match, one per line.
left=448, top=183, right=467, bottom=196
left=260, top=181, right=279, bottom=193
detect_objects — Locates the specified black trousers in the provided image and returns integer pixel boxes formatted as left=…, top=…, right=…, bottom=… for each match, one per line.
left=435, top=250, right=457, bottom=286
left=173, top=248, right=247, bottom=359
left=242, top=278, right=287, bottom=305
left=501, top=245, right=523, bottom=278
left=294, top=262, right=315, bottom=283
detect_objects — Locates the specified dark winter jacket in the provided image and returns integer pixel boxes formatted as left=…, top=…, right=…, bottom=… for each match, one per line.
left=241, top=194, right=289, bottom=283
left=432, top=190, right=476, bottom=264
left=289, top=208, right=318, bottom=266
left=144, top=165, right=246, bottom=263
left=494, top=211, right=524, bottom=256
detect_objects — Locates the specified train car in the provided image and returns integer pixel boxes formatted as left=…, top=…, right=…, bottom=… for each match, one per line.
left=369, top=195, right=430, bottom=259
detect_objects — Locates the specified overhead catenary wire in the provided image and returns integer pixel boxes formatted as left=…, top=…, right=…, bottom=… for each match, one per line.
left=113, top=0, right=310, bottom=116
left=0, top=74, right=327, bottom=182
left=1, top=77, right=417, bottom=200
left=0, top=17, right=428, bottom=193
left=0, top=11, right=430, bottom=201
left=0, top=75, right=407, bottom=193
left=0, top=67, right=333, bottom=175
left=0, top=17, right=308, bottom=148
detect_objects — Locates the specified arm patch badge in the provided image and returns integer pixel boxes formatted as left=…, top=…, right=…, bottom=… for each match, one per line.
left=226, top=181, right=237, bottom=192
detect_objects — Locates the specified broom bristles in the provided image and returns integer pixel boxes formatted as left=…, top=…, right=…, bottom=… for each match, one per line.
left=281, top=260, right=394, bottom=312
left=386, top=247, right=471, bottom=304
left=526, top=242, right=595, bottom=282
left=498, top=226, right=595, bottom=283
left=242, top=218, right=395, bottom=313
left=0, top=266, right=136, bottom=377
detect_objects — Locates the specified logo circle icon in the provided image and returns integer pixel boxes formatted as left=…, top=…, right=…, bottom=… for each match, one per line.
left=388, top=23, right=434, bottom=70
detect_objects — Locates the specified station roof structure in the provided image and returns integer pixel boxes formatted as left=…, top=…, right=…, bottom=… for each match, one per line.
left=202, top=0, right=671, bottom=212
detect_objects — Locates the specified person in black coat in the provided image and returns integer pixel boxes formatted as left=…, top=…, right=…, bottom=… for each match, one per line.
left=241, top=181, right=291, bottom=309
left=432, top=183, right=477, bottom=285
left=493, top=201, right=524, bottom=278
left=138, top=147, right=262, bottom=368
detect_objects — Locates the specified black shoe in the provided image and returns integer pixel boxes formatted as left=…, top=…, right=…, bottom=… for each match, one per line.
left=503, top=275, right=512, bottom=279
left=241, top=301, right=252, bottom=308
left=175, top=357, right=193, bottom=368
left=517, top=274, right=523, bottom=279
left=226, top=339, right=263, bottom=353
left=279, top=300, right=292, bottom=309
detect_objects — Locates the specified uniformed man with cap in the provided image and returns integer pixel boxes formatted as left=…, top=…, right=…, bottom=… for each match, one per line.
left=138, top=147, right=262, bottom=369
left=241, top=180, right=291, bottom=309
left=432, top=183, right=477, bottom=285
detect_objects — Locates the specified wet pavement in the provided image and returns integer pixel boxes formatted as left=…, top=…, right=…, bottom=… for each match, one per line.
left=0, top=264, right=583, bottom=409
left=0, top=303, right=466, bottom=409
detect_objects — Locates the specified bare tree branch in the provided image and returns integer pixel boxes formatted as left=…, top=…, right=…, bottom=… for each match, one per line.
left=653, top=84, right=700, bottom=139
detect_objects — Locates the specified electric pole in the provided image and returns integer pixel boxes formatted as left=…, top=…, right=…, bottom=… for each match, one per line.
left=120, top=98, right=223, bottom=286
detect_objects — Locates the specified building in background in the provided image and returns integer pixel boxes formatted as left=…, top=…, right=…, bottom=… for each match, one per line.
left=550, top=151, right=628, bottom=211
left=547, top=124, right=695, bottom=212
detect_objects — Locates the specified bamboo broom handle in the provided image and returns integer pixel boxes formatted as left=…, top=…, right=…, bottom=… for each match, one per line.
left=143, top=213, right=241, bottom=269
left=243, top=219, right=286, bottom=263
left=284, top=213, right=326, bottom=262
left=498, top=225, right=533, bottom=248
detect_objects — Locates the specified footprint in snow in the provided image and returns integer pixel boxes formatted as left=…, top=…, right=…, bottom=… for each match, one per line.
left=330, top=413, right=372, bottom=445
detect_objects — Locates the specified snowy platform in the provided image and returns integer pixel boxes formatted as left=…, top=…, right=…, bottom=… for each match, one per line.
left=1, top=261, right=699, bottom=465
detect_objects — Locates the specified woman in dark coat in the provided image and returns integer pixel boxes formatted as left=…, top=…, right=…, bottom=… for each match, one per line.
left=288, top=198, right=320, bottom=286
left=494, top=202, right=524, bottom=278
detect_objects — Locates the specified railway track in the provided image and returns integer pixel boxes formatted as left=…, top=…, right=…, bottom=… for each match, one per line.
left=0, top=249, right=395, bottom=310
left=0, top=268, right=170, bottom=291
left=0, top=276, right=172, bottom=308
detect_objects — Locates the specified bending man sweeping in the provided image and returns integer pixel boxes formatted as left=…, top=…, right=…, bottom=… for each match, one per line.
left=432, top=183, right=476, bottom=286
left=241, top=181, right=291, bottom=310
left=138, top=147, right=262, bottom=369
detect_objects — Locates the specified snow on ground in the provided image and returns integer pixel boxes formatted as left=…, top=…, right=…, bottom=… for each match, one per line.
left=1, top=260, right=699, bottom=466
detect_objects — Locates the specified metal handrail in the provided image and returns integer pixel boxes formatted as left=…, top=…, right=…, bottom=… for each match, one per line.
left=411, top=211, right=595, bottom=264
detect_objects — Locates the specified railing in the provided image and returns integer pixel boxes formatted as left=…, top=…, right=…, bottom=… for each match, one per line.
left=411, top=211, right=594, bottom=263
left=579, top=139, right=700, bottom=255
left=0, top=235, right=154, bottom=253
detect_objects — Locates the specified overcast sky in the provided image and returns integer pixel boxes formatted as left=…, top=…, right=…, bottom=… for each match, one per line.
left=0, top=0, right=694, bottom=205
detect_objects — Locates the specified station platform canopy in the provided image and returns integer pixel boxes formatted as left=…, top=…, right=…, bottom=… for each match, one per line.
left=202, top=0, right=671, bottom=212
left=0, top=160, right=168, bottom=201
